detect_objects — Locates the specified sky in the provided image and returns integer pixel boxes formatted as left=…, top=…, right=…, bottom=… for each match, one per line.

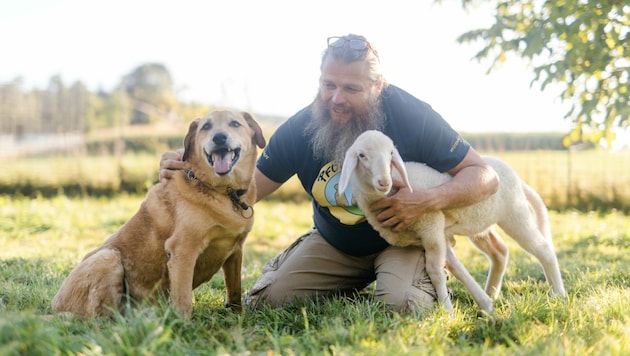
left=1, top=0, right=575, bottom=133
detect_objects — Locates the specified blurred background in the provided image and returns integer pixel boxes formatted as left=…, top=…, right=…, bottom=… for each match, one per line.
left=1, top=0, right=628, bottom=212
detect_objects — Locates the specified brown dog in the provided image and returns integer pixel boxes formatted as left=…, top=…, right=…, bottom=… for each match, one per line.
left=52, top=110, right=266, bottom=319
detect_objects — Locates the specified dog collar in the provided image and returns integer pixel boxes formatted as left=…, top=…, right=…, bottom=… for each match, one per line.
left=183, top=169, right=253, bottom=219
left=184, top=168, right=197, bottom=181
left=227, top=187, right=252, bottom=217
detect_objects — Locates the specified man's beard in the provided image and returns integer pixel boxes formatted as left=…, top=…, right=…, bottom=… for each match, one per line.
left=305, top=93, right=385, bottom=165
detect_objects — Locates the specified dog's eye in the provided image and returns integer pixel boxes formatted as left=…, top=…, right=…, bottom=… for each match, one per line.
left=201, top=122, right=212, bottom=131
left=230, top=121, right=241, bottom=128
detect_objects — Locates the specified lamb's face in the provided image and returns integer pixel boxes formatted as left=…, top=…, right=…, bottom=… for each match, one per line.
left=339, top=130, right=411, bottom=198
left=354, top=143, right=395, bottom=196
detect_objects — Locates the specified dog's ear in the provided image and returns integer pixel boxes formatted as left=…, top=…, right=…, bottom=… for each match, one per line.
left=241, top=112, right=266, bottom=149
left=182, top=118, right=200, bottom=162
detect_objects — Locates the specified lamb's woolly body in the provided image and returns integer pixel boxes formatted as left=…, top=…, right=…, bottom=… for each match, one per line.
left=339, top=130, right=565, bottom=314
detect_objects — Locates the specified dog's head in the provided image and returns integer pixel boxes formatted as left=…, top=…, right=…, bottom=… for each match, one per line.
left=182, top=110, right=266, bottom=184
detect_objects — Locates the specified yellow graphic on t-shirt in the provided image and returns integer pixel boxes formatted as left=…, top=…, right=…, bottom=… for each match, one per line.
left=311, top=161, right=366, bottom=225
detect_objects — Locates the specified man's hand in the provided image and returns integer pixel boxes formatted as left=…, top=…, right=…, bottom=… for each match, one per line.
left=159, top=148, right=187, bottom=183
left=368, top=178, right=437, bottom=232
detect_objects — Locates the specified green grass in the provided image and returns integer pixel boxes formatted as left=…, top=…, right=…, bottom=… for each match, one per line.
left=1, top=195, right=629, bottom=355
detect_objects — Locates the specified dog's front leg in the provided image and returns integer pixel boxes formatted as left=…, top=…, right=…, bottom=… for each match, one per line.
left=165, top=238, right=196, bottom=320
left=222, top=246, right=243, bottom=312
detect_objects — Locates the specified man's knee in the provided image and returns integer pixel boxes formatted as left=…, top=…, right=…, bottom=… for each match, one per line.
left=244, top=272, right=309, bottom=309
left=374, top=246, right=438, bottom=312
left=375, top=278, right=437, bottom=312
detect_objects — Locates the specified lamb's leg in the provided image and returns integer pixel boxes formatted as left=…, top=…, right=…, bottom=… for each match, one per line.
left=423, top=236, right=453, bottom=311
left=468, top=228, right=509, bottom=299
left=499, top=212, right=566, bottom=297
left=445, top=245, right=494, bottom=314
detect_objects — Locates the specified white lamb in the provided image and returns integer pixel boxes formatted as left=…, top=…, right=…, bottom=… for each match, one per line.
left=338, top=130, right=566, bottom=314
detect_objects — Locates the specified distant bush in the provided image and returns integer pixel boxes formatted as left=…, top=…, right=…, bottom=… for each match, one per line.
left=0, top=154, right=158, bottom=198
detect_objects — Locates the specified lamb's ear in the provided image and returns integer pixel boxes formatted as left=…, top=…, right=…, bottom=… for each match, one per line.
left=338, top=149, right=358, bottom=194
left=392, top=148, right=413, bottom=192
left=182, top=118, right=200, bottom=162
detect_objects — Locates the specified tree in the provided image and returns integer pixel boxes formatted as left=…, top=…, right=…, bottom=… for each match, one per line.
left=40, top=75, right=64, bottom=133
left=122, top=63, right=177, bottom=125
left=454, top=0, right=629, bottom=148
left=0, top=78, right=25, bottom=135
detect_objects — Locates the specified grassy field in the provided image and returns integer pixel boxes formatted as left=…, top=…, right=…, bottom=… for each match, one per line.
left=1, top=194, right=629, bottom=355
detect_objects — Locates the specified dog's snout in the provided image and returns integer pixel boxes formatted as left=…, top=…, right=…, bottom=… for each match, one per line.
left=213, top=132, right=228, bottom=146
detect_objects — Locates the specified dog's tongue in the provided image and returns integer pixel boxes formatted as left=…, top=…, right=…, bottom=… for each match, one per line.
left=212, top=152, right=232, bottom=174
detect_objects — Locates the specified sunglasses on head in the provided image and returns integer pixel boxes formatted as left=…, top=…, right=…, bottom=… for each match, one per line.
left=327, top=36, right=372, bottom=51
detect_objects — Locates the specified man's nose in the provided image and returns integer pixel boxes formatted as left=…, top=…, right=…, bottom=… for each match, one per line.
left=331, top=89, right=345, bottom=104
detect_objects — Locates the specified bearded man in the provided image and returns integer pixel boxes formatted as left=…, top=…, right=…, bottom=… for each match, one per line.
left=160, top=34, right=498, bottom=312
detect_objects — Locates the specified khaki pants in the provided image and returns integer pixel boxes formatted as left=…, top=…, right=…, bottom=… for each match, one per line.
left=245, top=228, right=438, bottom=312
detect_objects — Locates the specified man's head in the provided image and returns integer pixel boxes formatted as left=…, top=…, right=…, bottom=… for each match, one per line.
left=318, top=34, right=385, bottom=124
left=306, top=34, right=388, bottom=164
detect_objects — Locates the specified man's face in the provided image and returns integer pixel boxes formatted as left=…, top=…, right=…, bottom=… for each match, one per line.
left=318, top=58, right=379, bottom=124
left=307, top=57, right=384, bottom=164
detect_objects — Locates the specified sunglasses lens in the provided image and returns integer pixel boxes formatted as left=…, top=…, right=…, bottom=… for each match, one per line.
left=327, top=37, right=369, bottom=51
left=328, top=37, right=344, bottom=48
left=348, top=39, right=367, bottom=50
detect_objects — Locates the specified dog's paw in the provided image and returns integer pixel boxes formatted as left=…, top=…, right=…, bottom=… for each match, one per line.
left=225, top=302, right=243, bottom=313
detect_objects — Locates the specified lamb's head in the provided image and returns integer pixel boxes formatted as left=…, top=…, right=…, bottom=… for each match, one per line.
left=338, top=130, right=412, bottom=198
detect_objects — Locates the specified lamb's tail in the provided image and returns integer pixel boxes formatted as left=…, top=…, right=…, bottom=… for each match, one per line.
left=522, top=181, right=552, bottom=240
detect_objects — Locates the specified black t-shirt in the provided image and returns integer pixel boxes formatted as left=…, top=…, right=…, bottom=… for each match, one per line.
left=257, top=85, right=470, bottom=256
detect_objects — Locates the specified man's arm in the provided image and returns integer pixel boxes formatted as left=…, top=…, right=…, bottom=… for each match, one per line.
left=254, top=168, right=282, bottom=202
left=369, top=148, right=499, bottom=232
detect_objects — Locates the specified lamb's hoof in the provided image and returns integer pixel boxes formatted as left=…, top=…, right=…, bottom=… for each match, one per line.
left=476, top=307, right=497, bottom=320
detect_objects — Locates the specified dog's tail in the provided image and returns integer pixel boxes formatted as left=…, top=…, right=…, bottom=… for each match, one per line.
left=522, top=181, right=552, bottom=240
